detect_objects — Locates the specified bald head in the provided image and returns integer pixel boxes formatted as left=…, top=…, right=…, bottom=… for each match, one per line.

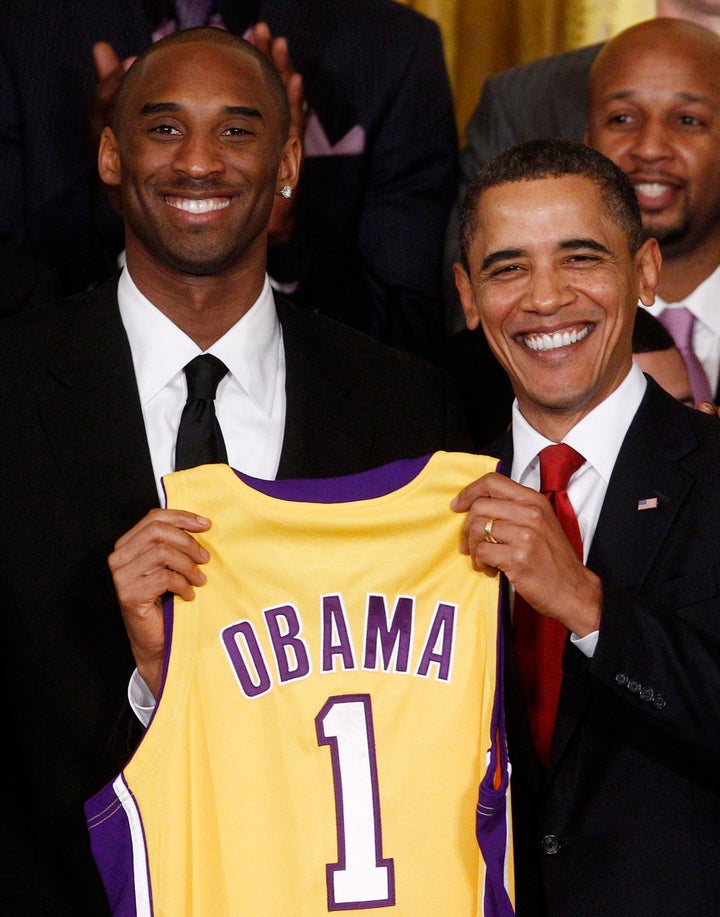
left=589, top=16, right=720, bottom=86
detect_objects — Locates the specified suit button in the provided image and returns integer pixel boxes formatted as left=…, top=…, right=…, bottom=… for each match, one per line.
left=615, top=673, right=628, bottom=687
left=652, top=694, right=667, bottom=710
left=541, top=835, right=561, bottom=855
left=627, top=680, right=640, bottom=694
left=639, top=686, right=655, bottom=703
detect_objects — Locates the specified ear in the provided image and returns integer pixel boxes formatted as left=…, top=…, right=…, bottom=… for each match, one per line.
left=453, top=262, right=481, bottom=331
left=98, top=126, right=121, bottom=187
left=276, top=134, right=302, bottom=195
left=635, top=237, right=662, bottom=307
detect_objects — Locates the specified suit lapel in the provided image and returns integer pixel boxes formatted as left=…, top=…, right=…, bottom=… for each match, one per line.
left=38, top=279, right=158, bottom=557
left=550, top=381, right=700, bottom=769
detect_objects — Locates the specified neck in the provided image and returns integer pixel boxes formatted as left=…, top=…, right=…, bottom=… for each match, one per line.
left=655, top=243, right=720, bottom=302
left=125, top=250, right=266, bottom=350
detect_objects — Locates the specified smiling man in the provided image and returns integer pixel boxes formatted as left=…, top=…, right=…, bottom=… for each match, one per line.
left=0, top=28, right=470, bottom=916
left=586, top=17, right=720, bottom=404
left=453, top=138, right=720, bottom=916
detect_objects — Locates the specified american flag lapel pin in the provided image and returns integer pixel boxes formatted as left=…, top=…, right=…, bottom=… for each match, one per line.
left=637, top=496, right=659, bottom=511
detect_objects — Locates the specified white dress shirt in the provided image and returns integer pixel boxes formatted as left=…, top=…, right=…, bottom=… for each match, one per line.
left=643, top=263, right=720, bottom=397
left=510, top=362, right=647, bottom=656
left=119, top=266, right=286, bottom=718
left=118, top=267, right=286, bottom=503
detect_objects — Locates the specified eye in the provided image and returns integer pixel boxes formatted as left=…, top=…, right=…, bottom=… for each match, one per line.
left=485, top=263, right=525, bottom=280
left=149, top=124, right=182, bottom=136
left=603, top=111, right=635, bottom=128
left=677, top=114, right=704, bottom=128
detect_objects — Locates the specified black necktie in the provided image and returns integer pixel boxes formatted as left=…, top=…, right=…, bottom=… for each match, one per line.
left=175, top=354, right=229, bottom=470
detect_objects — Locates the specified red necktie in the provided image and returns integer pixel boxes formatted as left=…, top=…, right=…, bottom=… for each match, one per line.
left=513, top=443, right=585, bottom=764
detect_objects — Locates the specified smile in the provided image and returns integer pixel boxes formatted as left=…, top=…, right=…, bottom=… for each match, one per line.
left=634, top=182, right=673, bottom=199
left=165, top=197, right=231, bottom=213
left=519, top=325, right=592, bottom=352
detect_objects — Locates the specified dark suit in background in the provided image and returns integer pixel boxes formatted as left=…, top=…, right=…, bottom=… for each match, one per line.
left=491, top=379, right=720, bottom=917
left=0, top=0, right=457, bottom=355
left=0, top=277, right=470, bottom=916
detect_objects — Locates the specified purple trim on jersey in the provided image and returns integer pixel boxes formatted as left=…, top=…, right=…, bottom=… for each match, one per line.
left=85, top=778, right=153, bottom=917
left=235, top=454, right=431, bottom=503
left=476, top=575, right=515, bottom=916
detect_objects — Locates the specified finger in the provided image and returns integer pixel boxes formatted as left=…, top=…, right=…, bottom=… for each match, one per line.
left=248, top=21, right=272, bottom=56
left=451, top=473, right=494, bottom=512
left=270, top=36, right=293, bottom=80
left=118, top=564, right=201, bottom=609
left=93, top=41, right=121, bottom=81
left=112, top=508, right=211, bottom=552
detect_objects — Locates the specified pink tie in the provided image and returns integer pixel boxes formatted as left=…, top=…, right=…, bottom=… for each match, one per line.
left=658, top=307, right=714, bottom=404
left=513, top=443, right=585, bottom=765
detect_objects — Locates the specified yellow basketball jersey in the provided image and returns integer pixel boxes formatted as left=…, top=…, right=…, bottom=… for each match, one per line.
left=86, top=452, right=514, bottom=916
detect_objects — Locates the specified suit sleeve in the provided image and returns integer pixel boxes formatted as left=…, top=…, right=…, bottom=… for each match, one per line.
left=349, top=19, right=458, bottom=357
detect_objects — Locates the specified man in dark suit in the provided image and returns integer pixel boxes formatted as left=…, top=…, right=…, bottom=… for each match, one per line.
left=0, top=0, right=456, bottom=356
left=0, top=30, right=470, bottom=916
left=452, top=138, right=720, bottom=916
left=444, top=0, right=720, bottom=335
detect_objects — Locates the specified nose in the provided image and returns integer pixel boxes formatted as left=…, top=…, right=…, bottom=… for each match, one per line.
left=172, top=131, right=224, bottom=178
left=628, top=118, right=674, bottom=163
left=526, top=265, right=576, bottom=314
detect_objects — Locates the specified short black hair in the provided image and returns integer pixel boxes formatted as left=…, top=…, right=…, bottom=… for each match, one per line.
left=112, top=26, right=290, bottom=142
left=632, top=307, right=675, bottom=354
left=458, top=138, right=645, bottom=270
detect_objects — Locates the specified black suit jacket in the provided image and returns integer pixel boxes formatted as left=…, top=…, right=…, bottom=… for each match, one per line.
left=0, top=277, right=470, bottom=916
left=490, top=378, right=720, bottom=917
left=0, top=0, right=457, bottom=355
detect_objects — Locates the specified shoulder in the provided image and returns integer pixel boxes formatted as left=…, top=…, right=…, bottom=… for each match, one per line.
left=0, top=276, right=120, bottom=378
left=485, top=42, right=603, bottom=96
left=276, top=294, right=449, bottom=388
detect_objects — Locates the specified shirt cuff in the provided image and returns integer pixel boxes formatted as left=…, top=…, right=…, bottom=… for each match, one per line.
left=128, top=668, right=157, bottom=727
left=571, top=629, right=599, bottom=658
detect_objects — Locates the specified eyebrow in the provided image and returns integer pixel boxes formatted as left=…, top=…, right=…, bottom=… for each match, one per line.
left=139, top=102, right=264, bottom=120
left=480, top=237, right=611, bottom=271
left=602, top=89, right=712, bottom=106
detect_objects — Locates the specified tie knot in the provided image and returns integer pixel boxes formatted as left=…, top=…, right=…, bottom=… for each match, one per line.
left=184, top=354, right=228, bottom=402
left=539, top=443, right=585, bottom=494
left=658, top=306, right=695, bottom=349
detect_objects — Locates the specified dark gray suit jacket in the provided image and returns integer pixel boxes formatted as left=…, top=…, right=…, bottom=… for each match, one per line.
left=0, top=277, right=470, bottom=915
left=491, top=378, right=720, bottom=917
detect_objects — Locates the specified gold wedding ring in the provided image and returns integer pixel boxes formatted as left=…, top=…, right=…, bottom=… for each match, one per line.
left=484, top=518, right=499, bottom=544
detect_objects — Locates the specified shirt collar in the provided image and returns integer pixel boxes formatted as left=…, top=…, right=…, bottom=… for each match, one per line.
left=117, top=266, right=281, bottom=414
left=511, top=362, right=646, bottom=485
left=648, top=262, right=720, bottom=336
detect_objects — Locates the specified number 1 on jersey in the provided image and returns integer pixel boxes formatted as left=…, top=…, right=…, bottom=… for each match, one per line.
left=316, top=694, right=396, bottom=910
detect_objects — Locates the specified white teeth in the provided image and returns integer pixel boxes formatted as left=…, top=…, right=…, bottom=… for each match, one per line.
left=634, top=182, right=670, bottom=198
left=167, top=197, right=230, bottom=213
left=522, top=325, right=590, bottom=352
